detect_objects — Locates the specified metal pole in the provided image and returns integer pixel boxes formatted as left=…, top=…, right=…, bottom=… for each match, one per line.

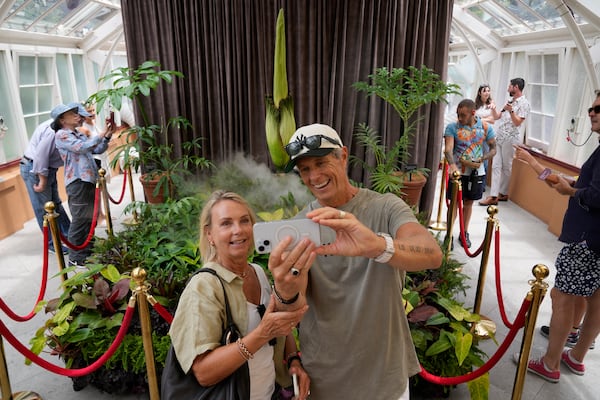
left=512, top=264, right=550, bottom=400
left=0, top=338, right=43, bottom=400
left=98, top=169, right=113, bottom=236
left=472, top=205, right=499, bottom=338
left=0, top=338, right=12, bottom=400
left=473, top=205, right=498, bottom=314
left=444, top=170, right=461, bottom=252
left=131, top=268, right=159, bottom=400
left=429, top=158, right=448, bottom=231
left=123, top=165, right=139, bottom=226
left=44, top=202, right=67, bottom=282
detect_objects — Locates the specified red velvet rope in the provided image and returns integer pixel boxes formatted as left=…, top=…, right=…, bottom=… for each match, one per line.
left=152, top=302, right=173, bottom=325
left=456, top=189, right=484, bottom=257
left=107, top=169, right=128, bottom=204
left=0, top=304, right=135, bottom=377
left=60, top=186, right=100, bottom=250
left=0, top=226, right=50, bottom=322
left=493, top=228, right=514, bottom=329
left=419, top=296, right=532, bottom=385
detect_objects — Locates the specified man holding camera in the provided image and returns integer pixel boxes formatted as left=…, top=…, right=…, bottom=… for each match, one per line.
left=480, top=77, right=530, bottom=206
left=444, top=99, right=496, bottom=248
left=270, top=123, right=442, bottom=400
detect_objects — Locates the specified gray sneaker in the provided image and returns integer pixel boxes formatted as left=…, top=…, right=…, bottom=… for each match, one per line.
left=540, top=325, right=595, bottom=350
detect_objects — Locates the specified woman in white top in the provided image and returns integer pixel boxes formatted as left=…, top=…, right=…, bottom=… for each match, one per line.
left=475, top=84, right=501, bottom=173
left=475, top=84, right=501, bottom=124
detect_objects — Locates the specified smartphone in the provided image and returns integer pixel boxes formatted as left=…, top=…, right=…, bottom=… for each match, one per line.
left=253, top=218, right=324, bottom=254
left=292, top=374, right=299, bottom=398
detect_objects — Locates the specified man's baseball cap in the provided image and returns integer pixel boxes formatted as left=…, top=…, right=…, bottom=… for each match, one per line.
left=284, top=123, right=343, bottom=172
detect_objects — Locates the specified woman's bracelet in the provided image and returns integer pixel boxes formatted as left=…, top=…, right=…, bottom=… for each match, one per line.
left=236, top=338, right=254, bottom=361
left=272, top=285, right=299, bottom=305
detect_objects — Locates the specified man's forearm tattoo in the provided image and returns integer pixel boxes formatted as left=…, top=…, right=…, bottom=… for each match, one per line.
left=397, top=243, right=437, bottom=255
left=444, top=151, right=455, bottom=165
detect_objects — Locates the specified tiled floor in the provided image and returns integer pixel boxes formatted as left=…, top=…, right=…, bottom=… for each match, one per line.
left=0, top=171, right=598, bottom=399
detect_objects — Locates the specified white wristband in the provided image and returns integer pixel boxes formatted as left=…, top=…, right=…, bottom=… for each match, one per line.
left=373, top=233, right=394, bottom=263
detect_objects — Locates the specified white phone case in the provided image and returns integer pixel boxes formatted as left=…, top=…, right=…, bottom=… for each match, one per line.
left=253, top=218, right=322, bottom=254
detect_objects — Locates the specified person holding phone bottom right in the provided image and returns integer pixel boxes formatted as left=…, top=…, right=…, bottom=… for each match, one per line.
left=167, top=190, right=312, bottom=400
left=512, top=92, right=600, bottom=382
left=480, top=78, right=530, bottom=206
left=271, top=124, right=443, bottom=399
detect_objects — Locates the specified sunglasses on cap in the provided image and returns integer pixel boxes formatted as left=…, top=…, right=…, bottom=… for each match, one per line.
left=285, top=134, right=342, bottom=157
left=588, top=105, right=600, bottom=114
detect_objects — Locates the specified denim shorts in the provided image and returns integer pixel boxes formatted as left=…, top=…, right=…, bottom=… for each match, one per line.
left=555, top=241, right=600, bottom=296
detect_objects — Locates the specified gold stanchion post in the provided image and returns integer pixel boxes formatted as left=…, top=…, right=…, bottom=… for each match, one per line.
left=443, top=170, right=461, bottom=252
left=98, top=169, right=113, bottom=236
left=122, top=165, right=139, bottom=226
left=44, top=202, right=67, bottom=281
left=131, top=268, right=159, bottom=400
left=0, top=338, right=12, bottom=400
left=512, top=264, right=550, bottom=400
left=1, top=338, right=43, bottom=400
left=429, top=158, right=447, bottom=231
left=472, top=205, right=499, bottom=338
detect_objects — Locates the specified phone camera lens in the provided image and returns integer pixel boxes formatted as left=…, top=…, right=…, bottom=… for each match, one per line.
left=258, top=245, right=265, bottom=252
left=263, top=240, right=270, bottom=246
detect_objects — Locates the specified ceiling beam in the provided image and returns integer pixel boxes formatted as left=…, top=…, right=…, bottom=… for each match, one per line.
left=548, top=0, right=599, bottom=89
left=565, top=0, right=600, bottom=31
left=452, top=5, right=505, bottom=50
left=0, top=0, right=17, bottom=22
left=80, top=14, right=123, bottom=52
left=0, top=28, right=80, bottom=48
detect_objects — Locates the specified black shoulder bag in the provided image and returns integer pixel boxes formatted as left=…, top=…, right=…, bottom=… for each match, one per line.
left=161, top=268, right=250, bottom=400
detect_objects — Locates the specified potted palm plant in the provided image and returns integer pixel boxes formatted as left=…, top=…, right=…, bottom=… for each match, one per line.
left=87, top=61, right=212, bottom=202
left=353, top=65, right=460, bottom=206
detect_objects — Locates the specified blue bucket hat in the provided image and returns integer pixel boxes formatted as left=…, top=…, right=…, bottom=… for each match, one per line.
left=66, top=102, right=92, bottom=117
left=50, top=103, right=79, bottom=120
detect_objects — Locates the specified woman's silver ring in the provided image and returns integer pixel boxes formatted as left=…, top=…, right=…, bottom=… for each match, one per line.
left=290, top=267, right=300, bottom=276
left=339, top=210, right=346, bottom=219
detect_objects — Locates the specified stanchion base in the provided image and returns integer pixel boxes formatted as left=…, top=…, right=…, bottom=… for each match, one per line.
left=429, top=221, right=447, bottom=231
left=473, top=315, right=497, bottom=339
left=121, top=216, right=139, bottom=226
left=1, top=391, right=43, bottom=400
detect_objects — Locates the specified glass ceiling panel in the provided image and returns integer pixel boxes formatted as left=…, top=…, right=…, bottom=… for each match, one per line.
left=454, top=0, right=578, bottom=38
left=2, top=0, right=120, bottom=38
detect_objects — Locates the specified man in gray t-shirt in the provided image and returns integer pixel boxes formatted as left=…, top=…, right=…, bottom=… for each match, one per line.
left=271, top=123, right=443, bottom=399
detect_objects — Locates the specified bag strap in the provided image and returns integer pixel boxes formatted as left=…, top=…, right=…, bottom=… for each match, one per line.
left=195, top=268, right=236, bottom=331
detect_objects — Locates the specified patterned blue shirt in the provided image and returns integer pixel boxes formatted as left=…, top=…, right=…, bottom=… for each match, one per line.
left=444, top=117, right=495, bottom=175
left=55, top=128, right=109, bottom=186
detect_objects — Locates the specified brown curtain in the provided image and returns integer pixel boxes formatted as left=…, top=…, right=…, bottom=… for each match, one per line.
left=120, top=0, right=453, bottom=215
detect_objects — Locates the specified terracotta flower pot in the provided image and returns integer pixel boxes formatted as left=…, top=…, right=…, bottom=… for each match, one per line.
left=140, top=173, right=172, bottom=204
left=392, top=171, right=428, bottom=208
